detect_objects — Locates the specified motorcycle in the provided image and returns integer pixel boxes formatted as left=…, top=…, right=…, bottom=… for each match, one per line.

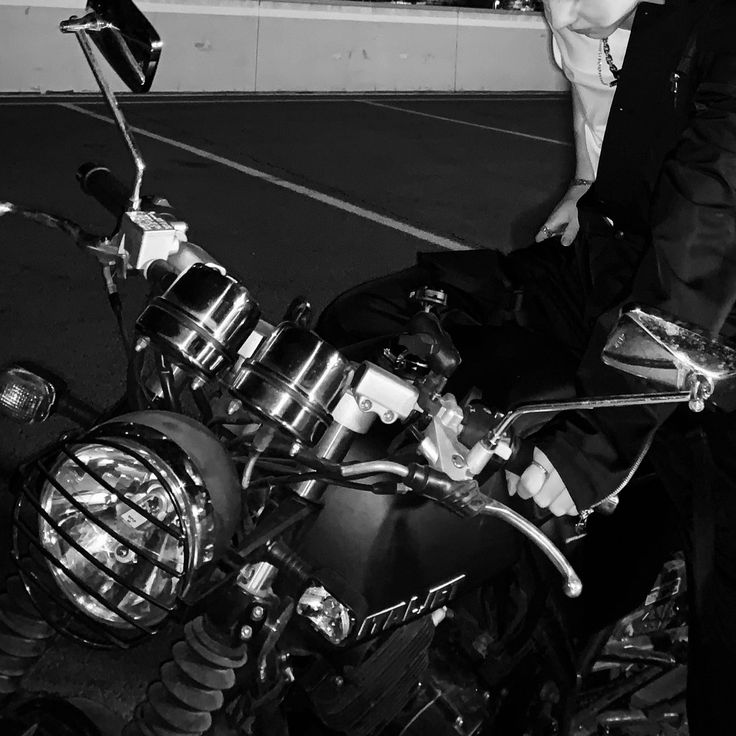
left=0, top=2, right=722, bottom=734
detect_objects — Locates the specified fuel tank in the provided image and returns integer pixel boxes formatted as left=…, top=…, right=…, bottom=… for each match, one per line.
left=292, top=436, right=522, bottom=643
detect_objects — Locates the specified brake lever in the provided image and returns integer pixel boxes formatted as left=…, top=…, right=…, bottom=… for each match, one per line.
left=340, top=459, right=583, bottom=598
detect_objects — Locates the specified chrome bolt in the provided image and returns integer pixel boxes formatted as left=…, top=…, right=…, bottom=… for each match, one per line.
left=227, top=399, right=242, bottom=416
left=283, top=666, right=295, bottom=683
left=114, top=545, right=131, bottom=561
left=251, top=605, right=265, bottom=621
left=454, top=716, right=464, bottom=729
left=332, top=675, right=344, bottom=688
left=134, top=336, right=150, bottom=353
left=191, top=376, right=206, bottom=391
left=358, top=397, right=372, bottom=412
left=239, top=625, right=253, bottom=641
left=382, top=410, right=395, bottom=423
left=451, top=454, right=465, bottom=468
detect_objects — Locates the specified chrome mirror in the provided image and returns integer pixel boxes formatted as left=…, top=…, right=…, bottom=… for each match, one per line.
left=602, top=306, right=736, bottom=410
left=61, top=0, right=161, bottom=93
left=60, top=0, right=161, bottom=208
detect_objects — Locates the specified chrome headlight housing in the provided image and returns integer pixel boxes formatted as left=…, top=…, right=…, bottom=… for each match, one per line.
left=13, top=411, right=240, bottom=646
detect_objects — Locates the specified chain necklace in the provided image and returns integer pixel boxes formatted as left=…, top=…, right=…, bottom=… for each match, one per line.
left=597, top=37, right=620, bottom=87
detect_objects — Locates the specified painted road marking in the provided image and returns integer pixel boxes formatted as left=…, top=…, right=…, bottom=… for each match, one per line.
left=362, top=101, right=571, bottom=146
left=60, top=102, right=474, bottom=252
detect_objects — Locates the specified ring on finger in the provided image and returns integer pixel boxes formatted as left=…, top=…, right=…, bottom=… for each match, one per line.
left=541, top=224, right=553, bottom=236
left=529, top=460, right=550, bottom=483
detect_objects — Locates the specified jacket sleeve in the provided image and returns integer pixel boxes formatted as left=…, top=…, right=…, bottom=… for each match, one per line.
left=537, top=47, right=736, bottom=513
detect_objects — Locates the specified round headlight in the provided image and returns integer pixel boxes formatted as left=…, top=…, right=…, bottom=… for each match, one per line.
left=14, top=412, right=240, bottom=644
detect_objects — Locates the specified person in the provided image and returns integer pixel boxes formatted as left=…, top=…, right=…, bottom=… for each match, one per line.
left=534, top=1, right=638, bottom=247
left=316, top=0, right=736, bottom=731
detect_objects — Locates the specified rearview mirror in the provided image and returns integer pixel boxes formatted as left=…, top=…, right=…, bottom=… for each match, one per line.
left=62, top=0, right=161, bottom=92
left=602, top=306, right=736, bottom=410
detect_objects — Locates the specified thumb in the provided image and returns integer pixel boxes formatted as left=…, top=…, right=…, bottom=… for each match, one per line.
left=505, top=470, right=520, bottom=496
left=561, top=219, right=579, bottom=247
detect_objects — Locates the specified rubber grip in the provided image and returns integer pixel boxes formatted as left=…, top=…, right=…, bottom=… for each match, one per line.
left=76, top=162, right=130, bottom=218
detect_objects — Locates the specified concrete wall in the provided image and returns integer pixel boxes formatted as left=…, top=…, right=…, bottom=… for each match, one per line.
left=0, top=0, right=567, bottom=93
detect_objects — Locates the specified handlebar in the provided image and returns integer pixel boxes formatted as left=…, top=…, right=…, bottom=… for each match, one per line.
left=77, top=162, right=130, bottom=219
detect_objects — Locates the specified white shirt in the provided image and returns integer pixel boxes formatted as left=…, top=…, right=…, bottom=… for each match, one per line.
left=550, top=27, right=631, bottom=174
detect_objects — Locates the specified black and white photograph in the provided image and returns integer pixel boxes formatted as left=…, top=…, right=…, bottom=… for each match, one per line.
left=0, top=0, right=732, bottom=734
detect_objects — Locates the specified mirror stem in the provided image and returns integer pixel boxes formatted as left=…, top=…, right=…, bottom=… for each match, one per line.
left=73, top=28, right=145, bottom=210
left=485, top=390, right=691, bottom=448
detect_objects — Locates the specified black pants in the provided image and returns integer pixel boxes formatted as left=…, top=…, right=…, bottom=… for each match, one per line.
left=317, top=230, right=736, bottom=734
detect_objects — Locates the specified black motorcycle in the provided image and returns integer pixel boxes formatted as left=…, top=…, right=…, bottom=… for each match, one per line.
left=0, top=2, right=711, bottom=734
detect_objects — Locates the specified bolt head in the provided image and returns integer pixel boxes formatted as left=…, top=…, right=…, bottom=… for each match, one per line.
left=227, top=399, right=242, bottom=416
left=332, top=675, right=344, bottom=688
left=134, top=336, right=150, bottom=353
left=239, top=625, right=253, bottom=641
left=251, top=605, right=265, bottom=621
left=451, top=454, right=465, bottom=468
left=382, top=410, right=395, bottom=423
left=191, top=376, right=206, bottom=391
left=358, top=397, right=372, bottom=412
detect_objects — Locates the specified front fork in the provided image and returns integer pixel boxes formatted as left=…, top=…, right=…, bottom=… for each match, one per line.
left=0, top=575, right=56, bottom=700
left=123, top=562, right=282, bottom=736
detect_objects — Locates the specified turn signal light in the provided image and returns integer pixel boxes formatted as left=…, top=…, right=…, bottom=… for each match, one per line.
left=0, top=366, right=57, bottom=424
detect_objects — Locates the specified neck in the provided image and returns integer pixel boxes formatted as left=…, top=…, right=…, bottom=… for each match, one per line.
left=619, top=9, right=638, bottom=31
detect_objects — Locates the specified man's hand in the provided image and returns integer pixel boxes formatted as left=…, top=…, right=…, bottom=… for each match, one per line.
left=506, top=447, right=578, bottom=517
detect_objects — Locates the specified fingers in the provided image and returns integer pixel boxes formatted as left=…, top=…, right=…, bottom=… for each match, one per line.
left=529, top=467, right=565, bottom=508
left=549, top=491, right=578, bottom=517
left=517, top=448, right=579, bottom=517
left=535, top=223, right=562, bottom=242
left=517, top=460, right=549, bottom=500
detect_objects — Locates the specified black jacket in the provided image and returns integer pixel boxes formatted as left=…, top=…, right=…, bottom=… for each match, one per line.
left=537, top=0, right=736, bottom=511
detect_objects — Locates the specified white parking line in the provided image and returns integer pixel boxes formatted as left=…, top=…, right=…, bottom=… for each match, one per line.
left=60, top=102, right=474, bottom=252
left=362, top=100, right=571, bottom=146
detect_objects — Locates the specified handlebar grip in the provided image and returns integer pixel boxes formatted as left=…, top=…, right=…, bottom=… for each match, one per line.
left=76, top=163, right=130, bottom=218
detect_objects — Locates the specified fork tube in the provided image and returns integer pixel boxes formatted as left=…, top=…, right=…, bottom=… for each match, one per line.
left=292, top=422, right=355, bottom=502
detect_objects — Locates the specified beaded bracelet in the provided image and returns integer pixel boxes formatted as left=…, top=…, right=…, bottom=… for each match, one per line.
left=570, top=177, right=594, bottom=188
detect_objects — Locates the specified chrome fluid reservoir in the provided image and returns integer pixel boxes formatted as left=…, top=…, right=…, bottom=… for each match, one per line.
left=136, top=263, right=260, bottom=379
left=226, top=324, right=351, bottom=445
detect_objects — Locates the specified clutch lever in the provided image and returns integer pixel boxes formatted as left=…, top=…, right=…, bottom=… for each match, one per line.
left=0, top=200, right=124, bottom=277
left=0, top=201, right=109, bottom=253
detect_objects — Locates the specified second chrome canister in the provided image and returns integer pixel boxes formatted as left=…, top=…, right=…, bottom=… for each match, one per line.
left=226, top=324, right=351, bottom=445
left=136, top=263, right=261, bottom=379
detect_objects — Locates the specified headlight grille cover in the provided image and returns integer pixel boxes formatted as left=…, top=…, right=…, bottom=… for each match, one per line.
left=12, top=416, right=234, bottom=648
